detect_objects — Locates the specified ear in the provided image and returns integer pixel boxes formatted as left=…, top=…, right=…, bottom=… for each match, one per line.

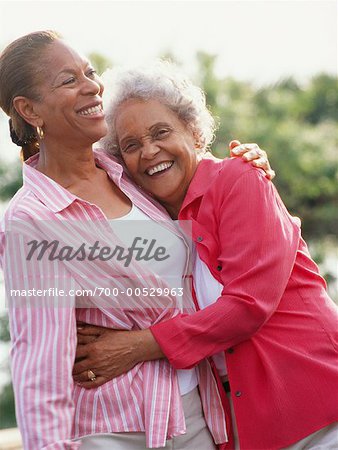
left=191, top=128, right=202, bottom=149
left=12, top=96, right=43, bottom=128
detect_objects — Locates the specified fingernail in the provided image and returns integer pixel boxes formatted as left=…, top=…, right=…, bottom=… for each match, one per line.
left=232, top=146, right=242, bottom=155
left=77, top=326, right=84, bottom=330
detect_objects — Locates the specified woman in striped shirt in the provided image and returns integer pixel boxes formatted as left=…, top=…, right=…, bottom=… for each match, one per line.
left=0, top=32, right=271, bottom=450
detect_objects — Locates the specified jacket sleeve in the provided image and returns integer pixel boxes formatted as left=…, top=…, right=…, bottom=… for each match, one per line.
left=3, top=227, right=82, bottom=450
left=150, top=168, right=301, bottom=369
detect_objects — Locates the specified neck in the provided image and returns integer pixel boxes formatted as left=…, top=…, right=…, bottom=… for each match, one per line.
left=160, top=201, right=182, bottom=220
left=159, top=156, right=203, bottom=219
left=35, top=140, right=99, bottom=187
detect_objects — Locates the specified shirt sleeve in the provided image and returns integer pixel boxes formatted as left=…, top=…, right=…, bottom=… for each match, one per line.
left=150, top=168, right=301, bottom=369
left=3, top=227, right=82, bottom=449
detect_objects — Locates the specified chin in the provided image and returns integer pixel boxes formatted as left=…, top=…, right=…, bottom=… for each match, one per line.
left=92, top=128, right=108, bottom=142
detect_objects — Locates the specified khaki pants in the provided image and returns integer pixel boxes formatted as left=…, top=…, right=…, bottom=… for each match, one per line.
left=78, top=387, right=217, bottom=449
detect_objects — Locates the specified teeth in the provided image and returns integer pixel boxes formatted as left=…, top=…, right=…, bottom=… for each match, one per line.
left=147, top=162, right=173, bottom=176
left=79, top=105, right=102, bottom=116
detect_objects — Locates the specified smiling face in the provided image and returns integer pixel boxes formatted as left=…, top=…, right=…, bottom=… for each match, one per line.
left=27, top=40, right=108, bottom=148
left=115, top=98, right=199, bottom=216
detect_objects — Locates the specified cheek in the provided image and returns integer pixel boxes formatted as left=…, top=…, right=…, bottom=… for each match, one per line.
left=122, top=155, right=139, bottom=177
left=178, top=147, right=198, bottom=169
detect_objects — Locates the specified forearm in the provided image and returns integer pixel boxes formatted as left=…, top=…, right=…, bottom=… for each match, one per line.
left=134, top=328, right=165, bottom=363
left=150, top=299, right=266, bottom=369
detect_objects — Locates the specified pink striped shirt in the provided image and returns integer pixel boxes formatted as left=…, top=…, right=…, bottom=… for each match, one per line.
left=0, top=150, right=227, bottom=450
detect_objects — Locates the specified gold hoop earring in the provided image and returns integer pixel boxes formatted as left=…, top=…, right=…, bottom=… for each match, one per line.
left=36, top=126, right=44, bottom=140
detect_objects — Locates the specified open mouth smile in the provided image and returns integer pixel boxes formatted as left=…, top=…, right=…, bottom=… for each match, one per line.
left=78, top=104, right=104, bottom=117
left=146, top=161, right=174, bottom=176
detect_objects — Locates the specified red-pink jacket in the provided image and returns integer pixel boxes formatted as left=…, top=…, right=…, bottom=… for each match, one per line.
left=151, top=157, right=338, bottom=450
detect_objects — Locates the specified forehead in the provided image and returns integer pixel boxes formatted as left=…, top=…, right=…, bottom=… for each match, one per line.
left=115, top=99, right=182, bottom=132
left=42, top=40, right=89, bottom=72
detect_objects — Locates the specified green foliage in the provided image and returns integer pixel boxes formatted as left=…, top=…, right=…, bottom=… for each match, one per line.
left=0, top=382, right=16, bottom=429
left=88, top=52, right=113, bottom=75
left=0, top=313, right=14, bottom=429
left=0, top=314, right=10, bottom=342
left=0, top=163, right=22, bottom=200
left=195, top=51, right=219, bottom=109
left=158, top=50, right=182, bottom=66
left=296, top=74, right=338, bottom=124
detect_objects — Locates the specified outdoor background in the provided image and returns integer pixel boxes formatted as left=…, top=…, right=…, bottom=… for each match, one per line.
left=0, top=0, right=337, bottom=431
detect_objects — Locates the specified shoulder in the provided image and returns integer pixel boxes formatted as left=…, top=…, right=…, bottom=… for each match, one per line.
left=199, top=153, right=264, bottom=177
left=197, top=155, right=268, bottom=197
left=0, top=188, right=35, bottom=264
left=183, top=155, right=269, bottom=210
left=1, top=187, right=44, bottom=227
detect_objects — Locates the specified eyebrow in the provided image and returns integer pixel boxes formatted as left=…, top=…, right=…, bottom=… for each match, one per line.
left=119, top=122, right=171, bottom=146
left=148, top=122, right=171, bottom=132
left=52, top=62, right=92, bottom=84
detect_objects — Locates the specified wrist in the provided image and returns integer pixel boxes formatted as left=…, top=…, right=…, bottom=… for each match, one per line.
left=134, top=329, right=165, bottom=363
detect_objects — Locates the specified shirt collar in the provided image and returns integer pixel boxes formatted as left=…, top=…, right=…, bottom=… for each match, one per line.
left=23, top=149, right=124, bottom=213
left=180, top=154, right=222, bottom=212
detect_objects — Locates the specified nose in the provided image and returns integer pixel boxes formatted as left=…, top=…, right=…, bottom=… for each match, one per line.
left=81, top=76, right=103, bottom=96
left=141, top=140, right=161, bottom=159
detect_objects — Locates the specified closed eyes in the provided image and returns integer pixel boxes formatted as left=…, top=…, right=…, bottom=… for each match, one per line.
left=60, top=68, right=97, bottom=86
left=121, top=126, right=173, bottom=154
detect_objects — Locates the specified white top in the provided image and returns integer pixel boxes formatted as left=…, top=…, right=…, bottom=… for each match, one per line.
left=110, top=204, right=199, bottom=395
left=194, top=254, right=228, bottom=376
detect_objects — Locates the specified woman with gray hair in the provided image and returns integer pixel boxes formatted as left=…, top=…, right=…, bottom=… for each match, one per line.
left=74, top=62, right=338, bottom=450
left=102, top=62, right=217, bottom=156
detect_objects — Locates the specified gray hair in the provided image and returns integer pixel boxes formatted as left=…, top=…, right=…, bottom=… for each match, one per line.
left=100, top=61, right=217, bottom=157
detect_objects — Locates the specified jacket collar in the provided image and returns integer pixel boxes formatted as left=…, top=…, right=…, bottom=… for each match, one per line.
left=180, top=154, right=223, bottom=214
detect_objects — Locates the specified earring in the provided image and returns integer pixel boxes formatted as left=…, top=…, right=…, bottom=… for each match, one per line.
left=36, top=126, right=44, bottom=140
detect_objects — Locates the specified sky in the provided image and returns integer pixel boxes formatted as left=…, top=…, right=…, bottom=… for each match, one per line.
left=0, top=0, right=337, bottom=162
left=0, top=1, right=336, bottom=84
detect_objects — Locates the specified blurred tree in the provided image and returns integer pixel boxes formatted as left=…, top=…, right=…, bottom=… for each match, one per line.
left=296, top=74, right=338, bottom=124
left=0, top=162, right=22, bottom=200
left=207, top=71, right=338, bottom=243
left=158, top=50, right=182, bottom=66
left=0, top=382, right=16, bottom=429
left=87, top=52, right=113, bottom=75
left=195, top=51, right=219, bottom=110
left=0, top=314, right=10, bottom=342
left=0, top=312, right=13, bottom=429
